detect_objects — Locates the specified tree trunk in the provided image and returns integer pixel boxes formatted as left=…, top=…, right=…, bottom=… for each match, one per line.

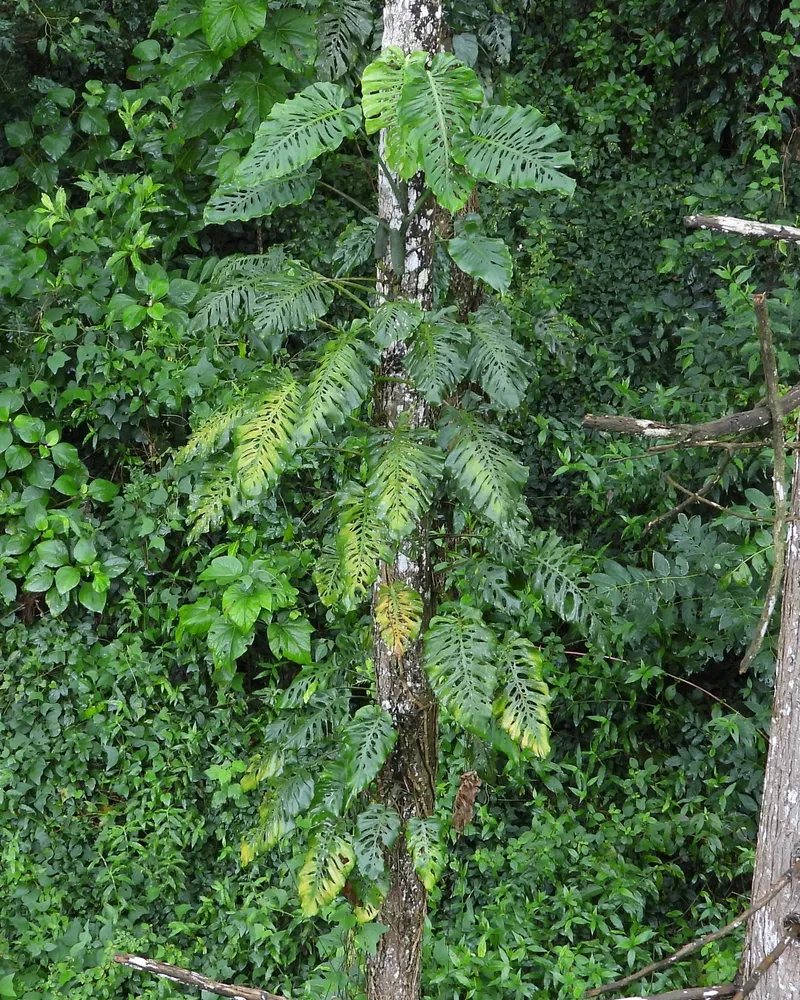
left=741, top=456, right=800, bottom=998
left=366, top=4, right=442, bottom=1000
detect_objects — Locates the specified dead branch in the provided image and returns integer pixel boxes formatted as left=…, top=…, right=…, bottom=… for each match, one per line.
left=684, top=214, right=800, bottom=243
left=644, top=455, right=731, bottom=533
left=740, top=295, right=788, bottom=673
left=611, top=988, right=736, bottom=1000
left=113, top=954, right=289, bottom=1000
left=664, top=476, right=767, bottom=523
left=583, top=871, right=793, bottom=997
left=730, top=918, right=800, bottom=1000
left=584, top=386, right=800, bottom=443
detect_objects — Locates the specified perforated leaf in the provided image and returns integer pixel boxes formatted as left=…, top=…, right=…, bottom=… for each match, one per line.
left=371, top=300, right=423, bottom=348
left=439, top=407, right=528, bottom=525
left=397, top=52, right=483, bottom=211
left=316, top=0, right=372, bottom=81
left=298, top=823, right=355, bottom=916
left=234, top=370, right=300, bottom=495
left=336, top=484, right=384, bottom=599
left=375, top=580, right=424, bottom=657
left=403, top=316, right=470, bottom=404
left=332, top=217, right=379, bottom=276
left=251, top=263, right=335, bottom=336
left=367, top=417, right=444, bottom=540
left=355, top=804, right=401, bottom=879
left=453, top=104, right=575, bottom=195
left=424, top=604, right=496, bottom=728
left=237, top=83, right=362, bottom=184
left=293, top=332, right=373, bottom=446
left=204, top=169, right=319, bottom=224
left=467, top=303, right=528, bottom=410
left=493, top=633, right=550, bottom=756
left=343, top=705, right=397, bottom=796
left=479, top=15, right=512, bottom=66
left=406, top=816, right=444, bottom=892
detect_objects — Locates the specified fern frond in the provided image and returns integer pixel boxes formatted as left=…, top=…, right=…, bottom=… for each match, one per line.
left=316, top=0, right=372, bottom=81
left=423, top=604, right=496, bottom=729
left=294, top=331, right=374, bottom=446
left=367, top=417, right=444, bottom=539
left=237, top=82, right=362, bottom=184
left=234, top=370, right=301, bottom=496
left=375, top=580, right=424, bottom=657
left=298, top=822, right=355, bottom=916
left=438, top=407, right=528, bottom=525
left=403, top=315, right=470, bottom=404
left=467, top=303, right=528, bottom=410
left=493, top=633, right=550, bottom=757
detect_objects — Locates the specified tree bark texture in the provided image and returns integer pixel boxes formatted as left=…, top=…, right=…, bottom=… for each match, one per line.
left=741, top=455, right=800, bottom=998
left=366, top=3, right=442, bottom=1000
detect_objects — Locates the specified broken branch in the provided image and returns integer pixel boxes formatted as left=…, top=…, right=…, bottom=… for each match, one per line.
left=611, top=988, right=736, bottom=1000
left=113, top=954, right=289, bottom=1000
left=684, top=214, right=800, bottom=243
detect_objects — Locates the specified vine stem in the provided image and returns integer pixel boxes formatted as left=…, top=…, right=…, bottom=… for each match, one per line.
left=317, top=181, right=374, bottom=217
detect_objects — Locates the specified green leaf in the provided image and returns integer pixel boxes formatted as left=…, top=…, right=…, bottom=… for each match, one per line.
left=453, top=104, right=576, bottom=195
left=298, top=823, right=355, bottom=916
left=480, top=15, right=512, bottom=66
left=332, top=217, right=380, bottom=277
left=36, top=539, right=69, bottom=568
left=259, top=9, right=317, bottom=72
left=493, top=633, right=550, bottom=756
left=228, top=67, right=290, bottom=132
left=13, top=414, right=46, bottom=443
left=361, top=47, right=418, bottom=177
left=252, top=263, right=335, bottom=337
left=439, top=407, right=528, bottom=525
left=202, top=0, right=266, bottom=58
left=26, top=459, right=55, bottom=489
left=293, top=331, right=373, bottom=446
left=406, top=816, right=444, bottom=892
left=237, top=82, right=362, bottom=184
left=403, top=315, right=470, bottom=404
left=50, top=442, right=81, bottom=468
left=354, top=804, right=400, bottom=879
left=207, top=618, right=250, bottom=672
left=5, top=121, right=32, bottom=147
left=316, top=0, right=373, bottom=81
left=0, top=427, right=10, bottom=452
left=199, top=555, right=244, bottom=584
left=424, top=604, right=497, bottom=729
left=24, top=566, right=54, bottom=593
left=397, top=52, right=483, bottom=211
left=78, top=583, right=107, bottom=613
left=234, top=370, right=301, bottom=496
left=268, top=616, right=314, bottom=664
left=53, top=474, right=80, bottom=496
left=87, top=479, right=119, bottom=501
left=0, top=167, right=19, bottom=190
left=167, top=37, right=223, bottom=90
left=222, top=583, right=263, bottom=630
left=5, top=445, right=32, bottom=472
left=55, top=565, right=81, bottom=595
left=40, top=122, right=73, bottom=162
left=73, top=537, right=97, bottom=565
left=337, top=484, right=384, bottom=599
left=177, top=599, right=218, bottom=640
left=343, top=705, right=397, bottom=796
left=242, top=768, right=313, bottom=861
left=467, top=303, right=528, bottom=410
left=0, top=972, right=16, bottom=998
left=78, top=106, right=110, bottom=135
left=449, top=215, right=513, bottom=294
left=371, top=300, right=423, bottom=348
left=367, top=416, right=444, bottom=540
left=133, top=39, right=161, bottom=61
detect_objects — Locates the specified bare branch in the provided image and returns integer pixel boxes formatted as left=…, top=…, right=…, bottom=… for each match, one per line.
left=644, top=455, right=731, bottom=534
left=740, top=294, right=788, bottom=673
left=583, top=871, right=793, bottom=997
left=684, top=214, right=800, bottom=243
left=730, top=919, right=800, bottom=1000
left=113, top=954, right=289, bottom=1000
left=584, top=386, right=800, bottom=443
left=610, top=988, right=736, bottom=1000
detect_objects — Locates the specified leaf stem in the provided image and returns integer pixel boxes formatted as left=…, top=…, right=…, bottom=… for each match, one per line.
left=317, top=181, right=374, bottom=217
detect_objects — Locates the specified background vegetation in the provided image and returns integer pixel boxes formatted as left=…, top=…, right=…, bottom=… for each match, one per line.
left=2, top=0, right=800, bottom=997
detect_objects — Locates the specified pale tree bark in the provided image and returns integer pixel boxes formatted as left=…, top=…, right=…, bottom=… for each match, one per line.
left=741, top=453, right=800, bottom=999
left=366, top=4, right=443, bottom=1000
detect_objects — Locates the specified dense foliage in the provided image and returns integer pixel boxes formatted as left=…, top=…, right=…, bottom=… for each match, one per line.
left=2, top=0, right=800, bottom=998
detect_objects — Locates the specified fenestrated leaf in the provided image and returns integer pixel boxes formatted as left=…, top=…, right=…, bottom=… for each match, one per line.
left=479, top=15, right=512, bottom=66
left=202, top=0, right=266, bottom=58
left=299, top=823, right=355, bottom=916
left=242, top=768, right=314, bottom=860
left=176, top=396, right=251, bottom=463
left=234, top=370, right=301, bottom=495
left=354, top=804, right=401, bottom=879
left=403, top=315, right=470, bottom=404
left=397, top=51, right=483, bottom=211
left=252, top=263, right=336, bottom=336
left=449, top=214, right=513, bottom=294
left=467, top=303, right=528, bottom=410
left=293, top=331, right=374, bottom=446
left=423, top=604, right=497, bottom=729
left=336, top=484, right=384, bottom=600
left=316, top=0, right=373, bottom=81
left=331, top=217, right=379, bottom=276
left=204, top=169, right=320, bottom=224
left=406, top=816, right=444, bottom=892
left=453, top=104, right=576, bottom=195
left=237, top=82, right=362, bottom=184
left=343, top=705, right=397, bottom=796
left=375, top=580, right=424, bottom=657
left=361, top=47, right=418, bottom=177
left=371, top=299, right=423, bottom=348
left=438, top=407, right=528, bottom=525
left=493, top=633, right=551, bottom=756
left=367, top=416, right=444, bottom=540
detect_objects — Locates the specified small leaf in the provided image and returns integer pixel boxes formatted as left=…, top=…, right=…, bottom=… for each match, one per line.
left=54, top=565, right=81, bottom=595
left=267, top=616, right=314, bottom=664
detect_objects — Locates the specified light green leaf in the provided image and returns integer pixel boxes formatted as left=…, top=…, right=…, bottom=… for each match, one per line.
left=268, top=616, right=313, bottom=664
left=467, top=303, right=528, bottom=410
left=78, top=583, right=107, bottom=613
left=54, top=565, right=81, bottom=595
left=234, top=370, right=301, bottom=496
left=493, top=633, right=551, bottom=756
left=199, top=555, right=244, bottom=584
left=424, top=604, right=497, bottom=729
left=222, top=583, right=263, bottom=630
left=299, top=823, right=355, bottom=916
left=406, top=816, right=444, bottom=892
left=293, top=331, right=373, bottom=446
